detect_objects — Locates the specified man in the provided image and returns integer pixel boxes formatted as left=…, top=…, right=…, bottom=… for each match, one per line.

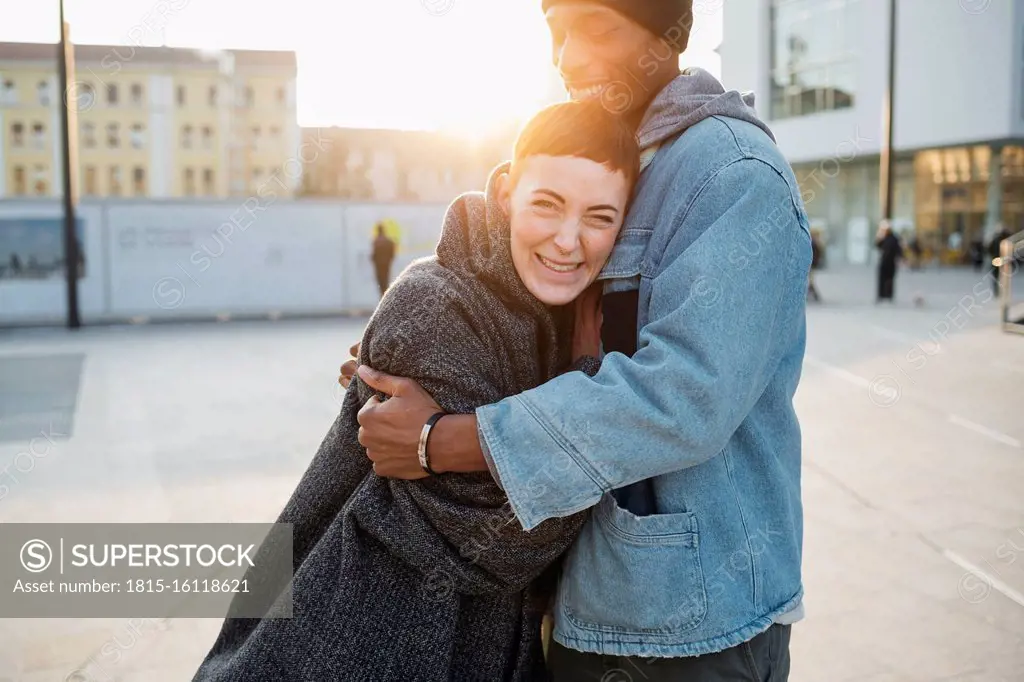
left=346, top=1, right=810, bottom=678
left=371, top=221, right=396, bottom=297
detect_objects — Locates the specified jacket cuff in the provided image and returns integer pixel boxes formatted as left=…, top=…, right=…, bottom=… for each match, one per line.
left=479, top=429, right=505, bottom=491
left=481, top=357, right=599, bottom=496
left=476, top=394, right=605, bottom=530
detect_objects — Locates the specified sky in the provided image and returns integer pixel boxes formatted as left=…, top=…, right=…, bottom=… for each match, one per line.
left=0, top=0, right=723, bottom=134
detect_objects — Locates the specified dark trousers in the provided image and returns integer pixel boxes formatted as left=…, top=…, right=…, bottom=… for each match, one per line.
left=877, top=263, right=896, bottom=301
left=548, top=624, right=791, bottom=682
left=374, top=264, right=391, bottom=297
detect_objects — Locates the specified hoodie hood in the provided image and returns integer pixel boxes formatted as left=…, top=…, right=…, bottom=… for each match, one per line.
left=635, top=67, right=775, bottom=164
left=435, top=162, right=551, bottom=317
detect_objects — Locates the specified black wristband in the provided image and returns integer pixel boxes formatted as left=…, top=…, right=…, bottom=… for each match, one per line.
left=418, top=412, right=446, bottom=475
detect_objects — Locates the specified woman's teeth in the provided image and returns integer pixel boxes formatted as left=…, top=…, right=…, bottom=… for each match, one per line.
left=539, top=255, right=581, bottom=273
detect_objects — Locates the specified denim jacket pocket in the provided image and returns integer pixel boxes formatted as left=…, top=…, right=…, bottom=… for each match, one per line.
left=559, top=494, right=708, bottom=634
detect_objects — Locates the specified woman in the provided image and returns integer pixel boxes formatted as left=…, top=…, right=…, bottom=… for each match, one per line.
left=193, top=101, right=640, bottom=681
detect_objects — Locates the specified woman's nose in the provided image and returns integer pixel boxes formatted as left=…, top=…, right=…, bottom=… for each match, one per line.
left=552, top=219, right=580, bottom=254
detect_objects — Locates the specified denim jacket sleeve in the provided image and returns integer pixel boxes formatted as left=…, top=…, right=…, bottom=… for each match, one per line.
left=476, top=158, right=810, bottom=530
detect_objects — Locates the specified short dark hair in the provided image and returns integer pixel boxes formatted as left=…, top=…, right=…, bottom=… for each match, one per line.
left=511, top=100, right=640, bottom=189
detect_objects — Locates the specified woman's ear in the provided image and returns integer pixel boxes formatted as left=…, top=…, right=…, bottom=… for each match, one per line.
left=495, top=172, right=512, bottom=217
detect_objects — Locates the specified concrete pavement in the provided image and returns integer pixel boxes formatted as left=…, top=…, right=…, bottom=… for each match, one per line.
left=0, top=264, right=1021, bottom=681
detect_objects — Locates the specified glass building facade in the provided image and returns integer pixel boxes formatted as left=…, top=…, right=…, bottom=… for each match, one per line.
left=793, top=145, right=1024, bottom=267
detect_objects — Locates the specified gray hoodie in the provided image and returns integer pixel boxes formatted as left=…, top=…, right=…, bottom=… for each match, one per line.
left=635, top=67, right=775, bottom=170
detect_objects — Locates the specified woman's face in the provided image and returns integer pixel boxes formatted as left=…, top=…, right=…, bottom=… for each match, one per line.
left=500, top=155, right=630, bottom=306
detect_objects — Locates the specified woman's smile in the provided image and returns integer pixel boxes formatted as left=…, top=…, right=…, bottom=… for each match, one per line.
left=536, top=253, right=584, bottom=274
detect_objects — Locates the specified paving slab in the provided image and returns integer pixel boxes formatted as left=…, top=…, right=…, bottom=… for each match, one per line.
left=0, top=265, right=1021, bottom=680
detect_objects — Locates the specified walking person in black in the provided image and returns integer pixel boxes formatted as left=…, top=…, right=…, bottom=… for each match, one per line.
left=807, top=234, right=823, bottom=303
left=371, top=222, right=396, bottom=297
left=876, top=222, right=903, bottom=303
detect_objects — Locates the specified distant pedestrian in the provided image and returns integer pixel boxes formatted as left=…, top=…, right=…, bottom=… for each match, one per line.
left=807, top=234, right=823, bottom=303
left=969, top=239, right=985, bottom=272
left=371, top=222, right=396, bottom=298
left=988, top=225, right=1012, bottom=297
left=909, top=236, right=922, bottom=270
left=876, top=222, right=903, bottom=303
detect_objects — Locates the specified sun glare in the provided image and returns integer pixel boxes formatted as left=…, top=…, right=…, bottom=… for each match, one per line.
left=297, top=0, right=560, bottom=138
left=14, top=0, right=720, bottom=134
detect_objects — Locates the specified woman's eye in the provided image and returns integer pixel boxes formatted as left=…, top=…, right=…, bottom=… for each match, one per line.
left=534, top=200, right=557, bottom=210
left=585, top=214, right=614, bottom=227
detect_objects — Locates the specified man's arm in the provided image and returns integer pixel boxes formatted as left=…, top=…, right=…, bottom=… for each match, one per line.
left=357, top=159, right=810, bottom=528
left=474, top=158, right=810, bottom=529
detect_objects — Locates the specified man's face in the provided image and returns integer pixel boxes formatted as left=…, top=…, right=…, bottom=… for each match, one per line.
left=500, top=154, right=630, bottom=306
left=546, top=3, right=676, bottom=120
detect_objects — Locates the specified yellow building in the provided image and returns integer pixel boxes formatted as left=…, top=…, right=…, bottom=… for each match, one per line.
left=0, top=42, right=298, bottom=199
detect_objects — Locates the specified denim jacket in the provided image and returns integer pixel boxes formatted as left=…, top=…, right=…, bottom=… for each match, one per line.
left=477, top=83, right=812, bottom=657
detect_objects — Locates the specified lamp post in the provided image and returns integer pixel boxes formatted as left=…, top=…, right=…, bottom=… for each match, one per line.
left=57, top=0, right=81, bottom=329
left=878, top=0, right=897, bottom=232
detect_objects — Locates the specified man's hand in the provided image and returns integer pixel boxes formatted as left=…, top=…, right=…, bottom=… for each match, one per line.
left=356, top=366, right=442, bottom=479
left=338, top=342, right=360, bottom=389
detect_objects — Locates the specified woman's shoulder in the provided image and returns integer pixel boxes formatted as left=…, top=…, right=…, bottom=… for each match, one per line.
left=383, top=257, right=472, bottom=308
left=369, top=257, right=495, bottom=338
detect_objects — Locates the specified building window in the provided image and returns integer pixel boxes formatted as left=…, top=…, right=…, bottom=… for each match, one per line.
left=130, top=123, right=145, bottom=149
left=237, top=85, right=254, bottom=108
left=37, top=80, right=50, bottom=106
left=133, top=167, right=146, bottom=195
left=182, top=124, right=193, bottom=149
left=107, top=122, right=120, bottom=148
left=82, top=122, right=96, bottom=148
left=1, top=79, right=15, bottom=105
left=269, top=125, right=280, bottom=142
left=31, top=122, right=45, bottom=150
left=276, top=86, right=286, bottom=105
left=10, top=122, right=24, bottom=147
left=769, top=0, right=858, bottom=120
left=202, top=125, right=214, bottom=150
left=184, top=167, right=195, bottom=195
left=109, top=166, right=123, bottom=196
left=130, top=83, right=143, bottom=106
left=107, top=83, right=119, bottom=105
left=203, top=168, right=215, bottom=195
left=177, top=85, right=187, bottom=106
left=251, top=125, right=261, bottom=150
left=33, top=165, right=47, bottom=195
left=252, top=167, right=263, bottom=186
left=208, top=85, right=218, bottom=107
left=13, top=166, right=26, bottom=195
left=76, top=83, right=95, bottom=110
left=84, top=166, right=97, bottom=195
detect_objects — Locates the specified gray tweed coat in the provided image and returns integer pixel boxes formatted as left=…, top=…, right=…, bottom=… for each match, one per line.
left=193, top=166, right=593, bottom=682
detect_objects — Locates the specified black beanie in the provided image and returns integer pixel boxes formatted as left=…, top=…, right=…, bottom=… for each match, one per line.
left=541, top=0, right=694, bottom=51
